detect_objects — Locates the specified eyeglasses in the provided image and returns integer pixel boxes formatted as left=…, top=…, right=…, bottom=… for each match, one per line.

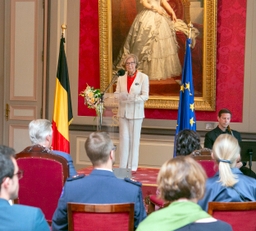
left=125, top=62, right=135, bottom=66
left=14, top=170, right=23, bottom=180
left=112, top=145, right=117, bottom=151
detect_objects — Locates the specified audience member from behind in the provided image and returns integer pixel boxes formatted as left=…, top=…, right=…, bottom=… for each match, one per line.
left=137, top=156, right=232, bottom=231
left=0, top=145, right=50, bottom=231
left=175, top=129, right=211, bottom=156
left=52, top=131, right=147, bottom=231
left=198, top=134, right=256, bottom=211
left=19, top=119, right=77, bottom=177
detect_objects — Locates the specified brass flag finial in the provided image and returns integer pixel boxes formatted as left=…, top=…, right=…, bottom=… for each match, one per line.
left=188, top=22, right=193, bottom=39
left=61, top=24, right=67, bottom=38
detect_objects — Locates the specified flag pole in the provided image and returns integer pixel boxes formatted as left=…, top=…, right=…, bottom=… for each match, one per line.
left=174, top=22, right=196, bottom=157
left=188, top=22, right=193, bottom=39
left=52, top=23, right=73, bottom=153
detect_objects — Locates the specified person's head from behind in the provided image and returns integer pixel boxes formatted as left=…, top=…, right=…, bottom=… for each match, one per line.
left=217, top=108, right=232, bottom=130
left=85, top=132, right=116, bottom=167
left=29, top=119, right=52, bottom=148
left=0, top=145, right=22, bottom=200
left=212, top=134, right=240, bottom=187
left=175, top=129, right=201, bottom=156
left=157, top=156, right=206, bottom=202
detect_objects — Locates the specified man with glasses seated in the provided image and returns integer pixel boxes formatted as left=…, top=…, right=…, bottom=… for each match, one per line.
left=52, top=131, right=147, bottom=231
left=0, top=145, right=50, bottom=231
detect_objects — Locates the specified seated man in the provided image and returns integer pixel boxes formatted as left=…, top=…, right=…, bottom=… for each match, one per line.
left=0, top=145, right=50, bottom=231
left=19, top=119, right=77, bottom=177
left=52, top=131, right=147, bottom=230
left=204, top=108, right=241, bottom=149
left=204, top=108, right=256, bottom=178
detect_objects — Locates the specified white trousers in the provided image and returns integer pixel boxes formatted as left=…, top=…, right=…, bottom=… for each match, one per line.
left=118, top=117, right=143, bottom=171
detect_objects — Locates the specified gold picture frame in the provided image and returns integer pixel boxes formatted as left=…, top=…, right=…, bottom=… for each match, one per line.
left=99, top=0, right=217, bottom=110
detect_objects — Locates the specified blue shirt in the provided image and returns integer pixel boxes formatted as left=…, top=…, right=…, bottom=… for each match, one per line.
left=52, top=150, right=77, bottom=177
left=198, top=168, right=256, bottom=211
left=0, top=198, right=50, bottom=231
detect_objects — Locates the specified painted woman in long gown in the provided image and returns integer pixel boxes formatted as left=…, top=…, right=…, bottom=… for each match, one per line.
left=114, top=0, right=182, bottom=81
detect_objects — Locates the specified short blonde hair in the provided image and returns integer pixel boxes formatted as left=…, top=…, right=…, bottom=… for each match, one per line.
left=157, top=156, right=207, bottom=202
left=212, top=134, right=240, bottom=187
left=122, top=54, right=139, bottom=69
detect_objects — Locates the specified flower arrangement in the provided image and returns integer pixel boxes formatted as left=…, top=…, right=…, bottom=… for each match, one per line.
left=79, top=84, right=102, bottom=115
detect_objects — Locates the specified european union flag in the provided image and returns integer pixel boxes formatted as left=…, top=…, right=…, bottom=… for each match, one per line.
left=175, top=38, right=196, bottom=152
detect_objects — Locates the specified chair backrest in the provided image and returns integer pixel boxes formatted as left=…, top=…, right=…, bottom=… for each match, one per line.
left=192, top=155, right=217, bottom=178
left=208, top=202, right=256, bottom=231
left=15, top=150, right=69, bottom=224
left=67, top=203, right=134, bottom=231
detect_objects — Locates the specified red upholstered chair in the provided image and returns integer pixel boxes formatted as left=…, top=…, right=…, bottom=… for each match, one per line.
left=192, top=155, right=217, bottom=178
left=208, top=202, right=256, bottom=231
left=14, top=151, right=69, bottom=225
left=147, top=194, right=170, bottom=215
left=67, top=203, right=134, bottom=231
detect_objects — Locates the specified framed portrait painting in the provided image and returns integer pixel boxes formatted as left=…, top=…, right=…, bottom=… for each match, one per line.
left=99, top=0, right=217, bottom=110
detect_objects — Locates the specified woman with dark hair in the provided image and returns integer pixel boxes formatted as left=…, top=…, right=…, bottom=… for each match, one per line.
left=175, top=129, right=211, bottom=156
left=137, top=156, right=232, bottom=231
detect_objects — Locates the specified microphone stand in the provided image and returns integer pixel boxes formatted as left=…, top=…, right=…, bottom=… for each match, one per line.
left=98, top=74, right=120, bottom=131
left=248, top=149, right=253, bottom=174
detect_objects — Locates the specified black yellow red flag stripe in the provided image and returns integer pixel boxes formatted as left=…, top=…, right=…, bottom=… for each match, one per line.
left=52, top=37, right=73, bottom=153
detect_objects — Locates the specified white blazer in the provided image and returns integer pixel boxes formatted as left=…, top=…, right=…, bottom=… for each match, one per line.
left=115, top=71, right=149, bottom=119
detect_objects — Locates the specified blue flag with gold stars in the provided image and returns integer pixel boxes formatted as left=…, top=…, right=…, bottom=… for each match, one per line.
left=175, top=38, right=196, bottom=136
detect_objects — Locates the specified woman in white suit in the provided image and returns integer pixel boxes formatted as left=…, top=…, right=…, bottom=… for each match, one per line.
left=115, top=54, right=149, bottom=171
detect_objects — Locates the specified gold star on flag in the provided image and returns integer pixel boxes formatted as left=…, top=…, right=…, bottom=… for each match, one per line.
left=185, top=82, right=190, bottom=91
left=190, top=103, right=195, bottom=112
left=180, top=84, right=184, bottom=92
left=190, top=117, right=195, bottom=126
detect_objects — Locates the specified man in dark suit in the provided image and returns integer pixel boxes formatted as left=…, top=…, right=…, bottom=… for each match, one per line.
left=204, top=108, right=241, bottom=149
left=204, top=108, right=256, bottom=179
left=0, top=145, right=50, bottom=231
left=52, top=131, right=147, bottom=231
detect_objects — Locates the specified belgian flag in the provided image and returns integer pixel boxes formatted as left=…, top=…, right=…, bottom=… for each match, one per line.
left=52, top=36, right=73, bottom=153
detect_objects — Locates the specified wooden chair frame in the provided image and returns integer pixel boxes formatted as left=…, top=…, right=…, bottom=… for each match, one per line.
left=208, top=201, right=256, bottom=230
left=147, top=195, right=170, bottom=215
left=192, top=155, right=213, bottom=160
left=68, top=203, right=134, bottom=231
left=208, top=201, right=256, bottom=215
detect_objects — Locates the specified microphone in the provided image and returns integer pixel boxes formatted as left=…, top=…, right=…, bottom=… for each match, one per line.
left=102, top=69, right=126, bottom=95
left=248, top=149, right=253, bottom=172
left=116, top=69, right=125, bottom=77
